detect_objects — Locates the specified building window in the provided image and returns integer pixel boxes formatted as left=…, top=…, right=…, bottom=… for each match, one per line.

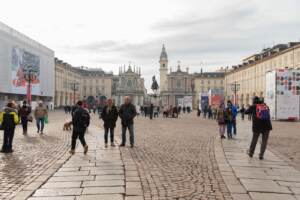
left=176, top=80, right=181, bottom=88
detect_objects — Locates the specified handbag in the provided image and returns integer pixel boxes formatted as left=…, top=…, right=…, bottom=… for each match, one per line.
left=44, top=116, right=49, bottom=124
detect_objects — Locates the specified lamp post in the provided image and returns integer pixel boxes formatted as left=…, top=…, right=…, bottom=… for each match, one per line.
left=230, top=82, right=240, bottom=106
left=24, top=66, right=38, bottom=103
left=70, top=82, right=79, bottom=105
left=191, top=80, right=195, bottom=109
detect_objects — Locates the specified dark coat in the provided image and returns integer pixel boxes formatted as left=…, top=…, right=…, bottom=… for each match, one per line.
left=245, top=104, right=272, bottom=133
left=101, top=105, right=118, bottom=128
left=72, top=107, right=90, bottom=132
left=19, top=105, right=31, bottom=118
left=118, top=103, right=137, bottom=126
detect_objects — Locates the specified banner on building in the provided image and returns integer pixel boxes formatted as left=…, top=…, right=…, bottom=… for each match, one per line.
left=11, top=46, right=40, bottom=95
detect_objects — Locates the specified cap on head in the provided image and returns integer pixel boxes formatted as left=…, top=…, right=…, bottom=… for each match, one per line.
left=23, top=100, right=27, bottom=105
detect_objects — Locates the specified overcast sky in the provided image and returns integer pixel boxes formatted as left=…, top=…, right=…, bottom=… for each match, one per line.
left=1, top=0, right=300, bottom=89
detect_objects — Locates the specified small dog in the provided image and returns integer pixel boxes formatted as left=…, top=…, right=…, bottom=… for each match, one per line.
left=63, top=121, right=72, bottom=131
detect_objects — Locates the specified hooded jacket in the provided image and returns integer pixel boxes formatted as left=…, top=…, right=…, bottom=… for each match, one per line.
left=0, top=107, right=19, bottom=129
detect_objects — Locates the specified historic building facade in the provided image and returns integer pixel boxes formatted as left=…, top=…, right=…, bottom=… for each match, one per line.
left=193, top=71, right=225, bottom=107
left=55, top=58, right=113, bottom=107
left=159, top=45, right=194, bottom=107
left=225, top=42, right=300, bottom=106
left=55, top=58, right=145, bottom=107
left=113, top=65, right=144, bottom=106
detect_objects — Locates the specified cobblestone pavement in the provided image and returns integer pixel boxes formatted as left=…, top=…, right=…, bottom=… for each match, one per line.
left=228, top=116, right=300, bottom=171
left=25, top=126, right=143, bottom=200
left=0, top=110, right=72, bottom=200
left=215, top=118, right=300, bottom=200
left=116, top=114, right=232, bottom=200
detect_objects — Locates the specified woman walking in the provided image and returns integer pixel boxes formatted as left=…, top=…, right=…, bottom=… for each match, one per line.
left=217, top=103, right=226, bottom=139
left=34, top=101, right=48, bottom=134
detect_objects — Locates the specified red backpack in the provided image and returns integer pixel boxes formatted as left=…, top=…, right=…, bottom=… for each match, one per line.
left=256, top=104, right=270, bottom=120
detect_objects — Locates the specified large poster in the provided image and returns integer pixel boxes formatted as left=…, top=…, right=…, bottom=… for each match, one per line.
left=11, top=47, right=40, bottom=95
left=265, top=71, right=276, bottom=119
left=200, top=93, right=209, bottom=111
left=275, top=69, right=300, bottom=120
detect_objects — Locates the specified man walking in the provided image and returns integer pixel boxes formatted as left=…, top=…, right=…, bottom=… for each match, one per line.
left=70, top=101, right=90, bottom=155
left=34, top=101, right=48, bottom=134
left=19, top=100, right=31, bottom=135
left=119, top=96, right=137, bottom=148
left=101, top=99, right=118, bottom=148
left=245, top=97, right=272, bottom=160
left=0, top=102, right=19, bottom=153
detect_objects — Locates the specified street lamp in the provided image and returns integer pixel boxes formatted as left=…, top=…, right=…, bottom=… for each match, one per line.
left=191, top=80, right=195, bottom=108
left=70, top=82, right=79, bottom=105
left=230, top=82, right=240, bottom=106
left=23, top=66, right=38, bottom=103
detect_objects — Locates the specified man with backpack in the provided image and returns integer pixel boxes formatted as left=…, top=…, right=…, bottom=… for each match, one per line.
left=0, top=102, right=19, bottom=153
left=70, top=101, right=90, bottom=155
left=245, top=96, right=272, bottom=160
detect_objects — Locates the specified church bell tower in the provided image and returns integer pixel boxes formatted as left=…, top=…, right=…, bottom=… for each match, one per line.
left=159, top=44, right=168, bottom=92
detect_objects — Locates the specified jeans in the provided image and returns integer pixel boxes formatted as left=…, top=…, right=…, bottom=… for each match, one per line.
left=219, top=124, right=226, bottom=136
left=232, top=119, right=237, bottom=135
left=227, top=122, right=233, bottom=138
left=121, top=124, right=134, bottom=145
left=36, top=118, right=45, bottom=132
left=71, top=129, right=87, bottom=150
left=104, top=127, right=115, bottom=144
left=2, top=128, right=15, bottom=152
left=21, top=116, right=28, bottom=133
left=249, top=131, right=270, bottom=158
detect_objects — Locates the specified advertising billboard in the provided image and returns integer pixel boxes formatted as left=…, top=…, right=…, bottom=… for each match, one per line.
left=265, top=69, right=300, bottom=120
left=200, top=93, right=209, bottom=111
left=276, top=69, right=300, bottom=120
left=265, top=70, right=276, bottom=119
left=11, top=47, right=41, bottom=95
left=0, top=22, right=54, bottom=98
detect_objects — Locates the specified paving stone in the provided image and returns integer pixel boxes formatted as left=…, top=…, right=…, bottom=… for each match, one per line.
left=76, top=194, right=123, bottom=200
left=82, top=186, right=125, bottom=195
left=125, top=196, right=144, bottom=200
left=28, top=197, right=75, bottom=200
left=33, top=188, right=82, bottom=197
left=82, top=180, right=124, bottom=187
left=48, top=176, right=94, bottom=182
left=249, top=192, right=297, bottom=200
left=95, top=175, right=125, bottom=180
left=54, top=171, right=90, bottom=177
left=42, top=182, right=82, bottom=189
left=240, top=178, right=292, bottom=194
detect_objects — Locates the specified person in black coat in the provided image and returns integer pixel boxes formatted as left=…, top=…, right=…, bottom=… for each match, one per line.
left=101, top=99, right=118, bottom=147
left=245, top=96, right=272, bottom=160
left=70, top=101, right=90, bottom=155
left=119, top=96, right=137, bottom=148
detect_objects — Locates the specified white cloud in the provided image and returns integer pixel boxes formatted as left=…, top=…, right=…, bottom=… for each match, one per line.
left=1, top=0, right=300, bottom=89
